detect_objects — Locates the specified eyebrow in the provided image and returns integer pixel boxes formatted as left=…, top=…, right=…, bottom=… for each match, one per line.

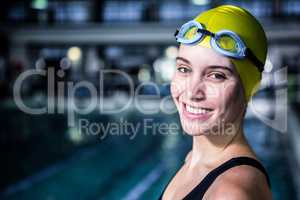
left=176, top=56, right=233, bottom=73
left=206, top=65, right=233, bottom=74
left=176, top=56, right=191, bottom=65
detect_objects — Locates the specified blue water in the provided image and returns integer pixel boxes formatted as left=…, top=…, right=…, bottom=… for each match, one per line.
left=0, top=107, right=297, bottom=200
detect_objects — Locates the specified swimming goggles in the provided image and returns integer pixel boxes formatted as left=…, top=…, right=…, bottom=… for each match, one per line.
left=174, top=20, right=264, bottom=72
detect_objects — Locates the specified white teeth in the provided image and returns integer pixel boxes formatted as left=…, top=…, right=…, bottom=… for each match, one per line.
left=186, top=105, right=211, bottom=114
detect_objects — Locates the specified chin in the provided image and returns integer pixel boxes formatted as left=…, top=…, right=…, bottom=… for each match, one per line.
left=182, top=127, right=210, bottom=136
left=179, top=114, right=214, bottom=136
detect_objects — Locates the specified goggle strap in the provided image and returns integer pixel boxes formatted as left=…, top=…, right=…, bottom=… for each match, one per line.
left=174, top=29, right=179, bottom=37
left=245, top=48, right=264, bottom=72
left=197, top=29, right=215, bottom=37
left=174, top=28, right=215, bottom=38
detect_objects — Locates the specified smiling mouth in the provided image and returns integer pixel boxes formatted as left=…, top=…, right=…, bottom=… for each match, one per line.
left=182, top=102, right=214, bottom=114
left=185, top=105, right=213, bottom=114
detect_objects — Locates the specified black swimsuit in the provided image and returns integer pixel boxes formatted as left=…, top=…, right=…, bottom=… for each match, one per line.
left=158, top=156, right=271, bottom=200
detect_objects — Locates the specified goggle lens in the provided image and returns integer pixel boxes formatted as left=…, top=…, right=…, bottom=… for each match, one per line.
left=183, top=26, right=199, bottom=41
left=215, top=35, right=240, bottom=54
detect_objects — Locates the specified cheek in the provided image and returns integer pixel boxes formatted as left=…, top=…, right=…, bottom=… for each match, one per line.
left=224, top=84, right=237, bottom=102
left=205, top=83, right=222, bottom=99
left=206, top=81, right=237, bottom=107
left=170, top=77, right=185, bottom=98
left=216, top=81, right=244, bottom=116
left=205, top=82, right=233, bottom=103
left=224, top=81, right=243, bottom=104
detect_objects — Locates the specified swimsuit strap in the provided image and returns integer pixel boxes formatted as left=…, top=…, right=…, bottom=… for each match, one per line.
left=183, top=156, right=271, bottom=200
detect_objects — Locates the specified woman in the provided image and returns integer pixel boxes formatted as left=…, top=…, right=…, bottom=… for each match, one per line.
left=158, top=5, right=272, bottom=200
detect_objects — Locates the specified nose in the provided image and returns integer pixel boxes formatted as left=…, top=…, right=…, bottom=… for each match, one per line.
left=186, top=76, right=206, bottom=101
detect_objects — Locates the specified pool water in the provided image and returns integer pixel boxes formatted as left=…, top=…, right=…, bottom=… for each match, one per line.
left=0, top=108, right=297, bottom=200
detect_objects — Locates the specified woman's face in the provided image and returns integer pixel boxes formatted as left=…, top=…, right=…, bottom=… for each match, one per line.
left=171, top=44, right=246, bottom=136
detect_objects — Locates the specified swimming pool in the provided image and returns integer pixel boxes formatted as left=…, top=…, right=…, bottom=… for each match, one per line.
left=0, top=105, right=297, bottom=200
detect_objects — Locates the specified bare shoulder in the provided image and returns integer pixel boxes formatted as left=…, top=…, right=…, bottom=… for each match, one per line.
left=205, top=165, right=272, bottom=200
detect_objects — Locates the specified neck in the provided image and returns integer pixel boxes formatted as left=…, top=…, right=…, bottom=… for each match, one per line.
left=188, top=123, right=253, bottom=170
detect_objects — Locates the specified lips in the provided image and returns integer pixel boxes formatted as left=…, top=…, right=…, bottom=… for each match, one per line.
left=181, top=102, right=213, bottom=120
left=186, top=104, right=213, bottom=114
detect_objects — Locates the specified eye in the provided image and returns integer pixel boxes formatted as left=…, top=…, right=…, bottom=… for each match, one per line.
left=177, top=66, right=191, bottom=73
left=208, top=72, right=226, bottom=80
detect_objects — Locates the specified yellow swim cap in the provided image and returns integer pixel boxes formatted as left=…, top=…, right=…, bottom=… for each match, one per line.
left=186, top=5, right=268, bottom=101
